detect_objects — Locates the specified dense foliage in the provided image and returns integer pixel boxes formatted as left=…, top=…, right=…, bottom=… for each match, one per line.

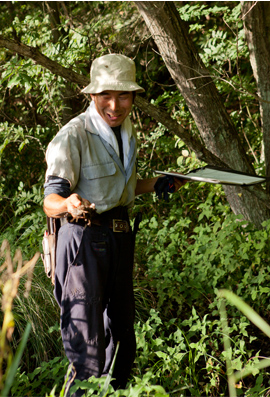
left=0, top=1, right=269, bottom=396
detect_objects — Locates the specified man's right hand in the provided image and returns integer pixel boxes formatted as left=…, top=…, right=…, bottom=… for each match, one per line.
left=66, top=194, right=96, bottom=220
left=43, top=193, right=95, bottom=218
left=65, top=194, right=95, bottom=213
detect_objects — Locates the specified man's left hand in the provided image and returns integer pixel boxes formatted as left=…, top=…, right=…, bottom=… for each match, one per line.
left=154, top=175, right=186, bottom=201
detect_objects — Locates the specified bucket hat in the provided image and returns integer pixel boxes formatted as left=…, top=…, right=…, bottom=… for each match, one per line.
left=81, top=54, right=144, bottom=94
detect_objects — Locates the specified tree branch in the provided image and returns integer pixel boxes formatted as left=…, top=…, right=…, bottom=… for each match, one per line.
left=0, top=35, right=86, bottom=87
left=134, top=95, right=228, bottom=167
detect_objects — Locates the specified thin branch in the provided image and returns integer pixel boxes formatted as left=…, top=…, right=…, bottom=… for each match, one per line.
left=148, top=45, right=270, bottom=104
left=187, top=74, right=270, bottom=105
left=241, top=1, right=258, bottom=20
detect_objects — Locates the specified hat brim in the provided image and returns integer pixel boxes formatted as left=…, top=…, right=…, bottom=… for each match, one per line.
left=81, top=81, right=145, bottom=94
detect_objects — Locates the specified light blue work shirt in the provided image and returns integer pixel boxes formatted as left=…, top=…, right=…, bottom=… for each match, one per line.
left=45, top=106, right=137, bottom=214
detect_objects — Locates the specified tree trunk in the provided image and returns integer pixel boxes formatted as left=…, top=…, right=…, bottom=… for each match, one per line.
left=136, top=1, right=270, bottom=227
left=241, top=1, right=270, bottom=194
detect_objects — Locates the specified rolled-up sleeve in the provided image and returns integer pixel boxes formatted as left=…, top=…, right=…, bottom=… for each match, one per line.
left=44, top=176, right=71, bottom=198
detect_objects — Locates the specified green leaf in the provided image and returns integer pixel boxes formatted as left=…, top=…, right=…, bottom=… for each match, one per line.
left=2, top=323, right=31, bottom=397
left=7, top=74, right=21, bottom=88
left=218, top=289, right=270, bottom=338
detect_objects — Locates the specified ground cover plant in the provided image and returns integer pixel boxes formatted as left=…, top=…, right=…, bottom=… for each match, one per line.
left=5, top=182, right=270, bottom=396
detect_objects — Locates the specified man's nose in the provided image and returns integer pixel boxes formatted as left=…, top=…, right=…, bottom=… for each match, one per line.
left=109, top=98, right=119, bottom=111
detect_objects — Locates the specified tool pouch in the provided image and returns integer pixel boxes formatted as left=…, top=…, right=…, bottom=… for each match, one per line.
left=41, top=217, right=60, bottom=285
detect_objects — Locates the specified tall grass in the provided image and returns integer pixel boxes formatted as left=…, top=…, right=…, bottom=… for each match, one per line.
left=0, top=239, right=39, bottom=395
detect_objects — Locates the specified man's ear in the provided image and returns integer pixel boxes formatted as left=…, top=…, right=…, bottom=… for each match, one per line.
left=90, top=94, right=95, bottom=101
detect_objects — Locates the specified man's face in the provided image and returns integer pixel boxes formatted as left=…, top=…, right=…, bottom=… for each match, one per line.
left=90, top=91, right=133, bottom=127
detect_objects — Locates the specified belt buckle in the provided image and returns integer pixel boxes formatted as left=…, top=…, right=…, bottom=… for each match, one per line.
left=113, top=219, right=128, bottom=233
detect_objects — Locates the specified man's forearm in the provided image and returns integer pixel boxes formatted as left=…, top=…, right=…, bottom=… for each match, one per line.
left=43, top=193, right=90, bottom=217
left=135, top=176, right=186, bottom=197
left=135, top=177, right=159, bottom=196
left=43, top=194, right=70, bottom=217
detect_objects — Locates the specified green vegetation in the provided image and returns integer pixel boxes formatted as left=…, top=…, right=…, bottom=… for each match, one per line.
left=0, top=1, right=270, bottom=396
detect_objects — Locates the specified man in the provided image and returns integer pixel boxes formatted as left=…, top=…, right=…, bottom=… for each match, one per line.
left=43, top=54, right=183, bottom=395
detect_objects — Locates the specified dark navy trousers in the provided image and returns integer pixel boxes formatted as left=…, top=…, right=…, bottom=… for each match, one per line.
left=54, top=220, right=136, bottom=392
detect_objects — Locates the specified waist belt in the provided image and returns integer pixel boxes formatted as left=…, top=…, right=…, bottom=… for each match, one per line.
left=61, top=206, right=130, bottom=233
left=92, top=218, right=129, bottom=233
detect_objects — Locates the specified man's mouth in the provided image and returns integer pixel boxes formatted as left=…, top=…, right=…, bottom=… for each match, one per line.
left=107, top=113, right=120, bottom=120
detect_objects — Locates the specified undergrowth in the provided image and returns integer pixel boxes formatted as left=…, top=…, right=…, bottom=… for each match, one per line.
left=8, top=185, right=270, bottom=396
